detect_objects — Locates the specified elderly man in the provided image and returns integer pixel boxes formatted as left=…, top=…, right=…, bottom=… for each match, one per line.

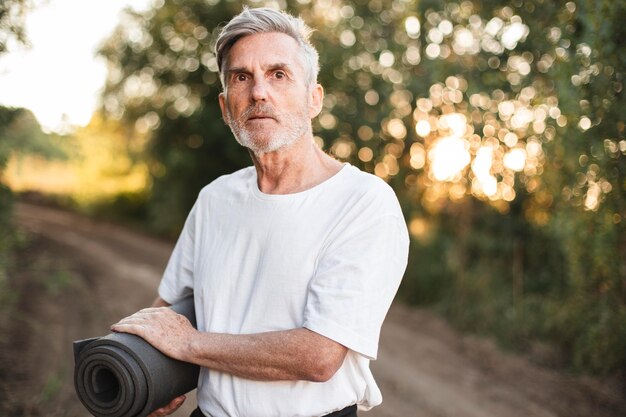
left=112, top=7, right=409, bottom=417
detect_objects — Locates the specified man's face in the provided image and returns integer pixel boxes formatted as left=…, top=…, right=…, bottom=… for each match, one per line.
left=218, top=32, right=322, bottom=155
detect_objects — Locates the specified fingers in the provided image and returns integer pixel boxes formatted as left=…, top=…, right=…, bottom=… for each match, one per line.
left=109, top=308, right=193, bottom=359
left=147, top=395, right=186, bottom=417
left=110, top=307, right=170, bottom=331
left=110, top=316, right=146, bottom=333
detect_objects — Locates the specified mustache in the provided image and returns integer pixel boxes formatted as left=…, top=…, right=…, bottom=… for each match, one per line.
left=241, top=103, right=279, bottom=120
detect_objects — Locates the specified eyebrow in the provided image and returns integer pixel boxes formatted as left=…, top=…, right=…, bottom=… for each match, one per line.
left=226, top=62, right=294, bottom=76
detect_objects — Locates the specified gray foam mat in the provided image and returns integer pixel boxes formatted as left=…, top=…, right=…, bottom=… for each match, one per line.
left=73, top=297, right=199, bottom=417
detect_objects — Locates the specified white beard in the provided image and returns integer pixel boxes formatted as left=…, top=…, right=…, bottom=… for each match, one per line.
left=224, top=100, right=311, bottom=155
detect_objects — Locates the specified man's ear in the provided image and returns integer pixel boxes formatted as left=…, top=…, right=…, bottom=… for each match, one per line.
left=218, top=92, right=228, bottom=123
left=309, top=83, right=324, bottom=119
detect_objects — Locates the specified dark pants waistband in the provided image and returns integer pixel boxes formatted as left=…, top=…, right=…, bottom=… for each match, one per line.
left=190, top=404, right=357, bottom=417
left=324, top=404, right=357, bottom=417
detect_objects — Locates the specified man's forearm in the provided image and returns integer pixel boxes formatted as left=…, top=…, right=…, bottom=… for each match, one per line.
left=112, top=307, right=347, bottom=382
left=182, top=328, right=347, bottom=382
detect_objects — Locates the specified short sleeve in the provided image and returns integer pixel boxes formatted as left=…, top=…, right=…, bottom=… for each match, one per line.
left=158, top=201, right=197, bottom=304
left=303, top=213, right=409, bottom=360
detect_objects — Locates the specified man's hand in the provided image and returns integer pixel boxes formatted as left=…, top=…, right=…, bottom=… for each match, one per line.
left=147, top=395, right=186, bottom=417
left=111, top=307, right=196, bottom=361
left=111, top=303, right=347, bottom=382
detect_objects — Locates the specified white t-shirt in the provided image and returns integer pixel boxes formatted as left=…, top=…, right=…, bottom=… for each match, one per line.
left=158, top=164, right=409, bottom=417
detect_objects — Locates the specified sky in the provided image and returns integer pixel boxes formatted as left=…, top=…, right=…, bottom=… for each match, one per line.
left=0, top=0, right=152, bottom=133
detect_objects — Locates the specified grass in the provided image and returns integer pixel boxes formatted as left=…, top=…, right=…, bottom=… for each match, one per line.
left=40, top=369, right=66, bottom=404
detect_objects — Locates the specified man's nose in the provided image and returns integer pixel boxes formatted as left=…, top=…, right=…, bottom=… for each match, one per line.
left=251, top=78, right=268, bottom=101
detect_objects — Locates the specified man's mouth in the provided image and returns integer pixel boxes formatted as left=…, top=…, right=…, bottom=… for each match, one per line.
left=247, top=114, right=275, bottom=121
left=244, top=104, right=278, bottom=122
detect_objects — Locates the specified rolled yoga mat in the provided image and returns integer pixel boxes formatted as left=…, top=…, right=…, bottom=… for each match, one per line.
left=73, top=297, right=200, bottom=417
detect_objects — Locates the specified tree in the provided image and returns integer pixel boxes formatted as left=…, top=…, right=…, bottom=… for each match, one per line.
left=99, top=1, right=252, bottom=235
left=0, top=0, right=32, bottom=53
left=100, top=0, right=626, bottom=375
left=0, top=105, right=62, bottom=317
left=0, top=0, right=42, bottom=319
left=537, top=0, right=626, bottom=374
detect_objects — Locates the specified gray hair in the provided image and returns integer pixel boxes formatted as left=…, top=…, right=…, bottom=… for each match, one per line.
left=215, top=7, right=320, bottom=88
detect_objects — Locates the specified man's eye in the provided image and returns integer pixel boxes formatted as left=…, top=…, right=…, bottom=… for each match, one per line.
left=274, top=71, right=286, bottom=79
left=235, top=74, right=248, bottom=82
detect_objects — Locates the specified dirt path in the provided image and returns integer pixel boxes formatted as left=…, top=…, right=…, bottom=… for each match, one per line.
left=4, top=202, right=626, bottom=417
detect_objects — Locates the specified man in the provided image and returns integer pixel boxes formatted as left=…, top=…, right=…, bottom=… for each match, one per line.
left=112, top=7, right=409, bottom=417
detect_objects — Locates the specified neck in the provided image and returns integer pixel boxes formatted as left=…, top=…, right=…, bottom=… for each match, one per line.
left=250, top=137, right=343, bottom=194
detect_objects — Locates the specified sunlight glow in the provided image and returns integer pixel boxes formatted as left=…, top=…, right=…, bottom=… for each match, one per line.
left=415, top=119, right=431, bottom=137
left=501, top=20, right=529, bottom=50
left=408, top=216, right=431, bottom=241
left=503, top=148, right=526, bottom=172
left=472, top=146, right=493, bottom=177
left=410, top=143, right=426, bottom=169
left=579, top=116, right=592, bottom=130
left=410, top=68, right=551, bottom=207
left=358, top=147, right=373, bottom=162
left=405, top=16, right=421, bottom=38
left=387, top=118, right=407, bottom=139
left=429, top=136, right=471, bottom=181
left=0, top=0, right=152, bottom=133
left=584, top=182, right=601, bottom=211
left=439, top=113, right=467, bottom=137
left=379, top=50, right=395, bottom=68
left=472, top=146, right=497, bottom=197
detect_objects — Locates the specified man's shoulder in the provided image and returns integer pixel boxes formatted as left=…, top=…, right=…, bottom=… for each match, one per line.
left=340, top=164, right=398, bottom=200
left=343, top=164, right=388, bottom=185
left=330, top=164, right=402, bottom=215
left=198, top=166, right=255, bottom=198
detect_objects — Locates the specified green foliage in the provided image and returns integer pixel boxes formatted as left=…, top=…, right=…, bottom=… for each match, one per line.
left=99, top=0, right=626, bottom=376
left=0, top=0, right=31, bottom=54
left=99, top=0, right=253, bottom=235
left=40, top=369, right=65, bottom=404
left=0, top=0, right=29, bottom=233
left=0, top=106, right=66, bottom=170
left=0, top=183, right=16, bottom=326
left=32, top=257, right=76, bottom=295
left=0, top=105, right=67, bottom=326
left=83, top=189, right=150, bottom=225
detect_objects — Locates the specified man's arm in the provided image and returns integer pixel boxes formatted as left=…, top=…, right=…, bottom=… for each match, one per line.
left=111, top=306, right=348, bottom=382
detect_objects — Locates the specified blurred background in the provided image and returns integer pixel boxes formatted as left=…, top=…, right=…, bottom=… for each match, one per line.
left=0, top=0, right=625, bottom=416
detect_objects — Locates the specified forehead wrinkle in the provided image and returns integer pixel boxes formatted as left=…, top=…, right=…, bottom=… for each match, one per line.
left=227, top=61, right=295, bottom=74
left=229, top=34, right=307, bottom=70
